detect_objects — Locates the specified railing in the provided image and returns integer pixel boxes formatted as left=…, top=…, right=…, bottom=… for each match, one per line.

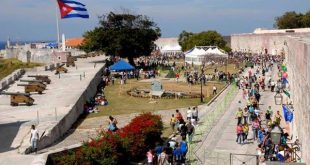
left=230, top=153, right=259, bottom=165
left=188, top=83, right=238, bottom=164
left=287, top=142, right=303, bottom=163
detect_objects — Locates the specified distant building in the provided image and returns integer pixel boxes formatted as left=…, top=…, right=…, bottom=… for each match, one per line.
left=154, top=37, right=182, bottom=56
left=65, top=38, right=84, bottom=49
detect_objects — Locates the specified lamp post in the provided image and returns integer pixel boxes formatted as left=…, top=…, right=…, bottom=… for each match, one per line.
left=270, top=125, right=282, bottom=144
left=200, top=67, right=204, bottom=103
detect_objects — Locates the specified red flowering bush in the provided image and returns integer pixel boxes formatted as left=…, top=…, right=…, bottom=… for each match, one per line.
left=119, top=113, right=163, bottom=160
left=53, top=113, right=163, bottom=164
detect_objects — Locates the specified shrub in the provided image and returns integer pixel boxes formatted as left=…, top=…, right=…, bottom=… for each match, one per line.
left=53, top=113, right=163, bottom=164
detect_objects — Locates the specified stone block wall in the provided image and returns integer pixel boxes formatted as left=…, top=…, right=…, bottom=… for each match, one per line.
left=0, top=69, right=25, bottom=91
left=37, top=65, right=104, bottom=150
left=286, top=37, right=310, bottom=163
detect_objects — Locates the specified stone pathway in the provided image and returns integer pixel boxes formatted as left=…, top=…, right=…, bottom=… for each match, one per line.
left=191, top=64, right=289, bottom=165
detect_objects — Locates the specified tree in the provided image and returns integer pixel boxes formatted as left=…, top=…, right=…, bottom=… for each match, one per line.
left=301, top=11, right=310, bottom=27
left=80, top=12, right=161, bottom=66
left=178, top=30, right=194, bottom=51
left=274, top=11, right=310, bottom=29
left=178, top=30, right=227, bottom=51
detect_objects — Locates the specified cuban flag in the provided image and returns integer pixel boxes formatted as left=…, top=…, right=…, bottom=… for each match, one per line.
left=57, top=0, right=89, bottom=19
left=283, top=105, right=293, bottom=123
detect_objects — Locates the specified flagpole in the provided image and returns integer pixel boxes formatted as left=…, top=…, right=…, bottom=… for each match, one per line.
left=55, top=0, right=60, bottom=49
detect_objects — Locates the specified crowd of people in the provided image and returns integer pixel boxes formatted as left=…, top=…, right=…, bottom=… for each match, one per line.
left=144, top=107, right=199, bottom=165
left=233, top=53, right=300, bottom=163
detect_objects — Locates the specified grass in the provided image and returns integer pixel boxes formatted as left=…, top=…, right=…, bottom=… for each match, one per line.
left=0, top=58, right=42, bottom=80
left=87, top=79, right=225, bottom=118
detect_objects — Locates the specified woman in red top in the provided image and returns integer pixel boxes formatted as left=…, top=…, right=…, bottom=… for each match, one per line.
left=175, top=109, right=184, bottom=123
left=236, top=124, right=243, bottom=144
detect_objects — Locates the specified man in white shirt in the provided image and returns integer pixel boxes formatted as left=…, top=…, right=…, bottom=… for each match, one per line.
left=213, top=86, right=217, bottom=95
left=30, top=125, right=39, bottom=153
left=187, top=107, right=193, bottom=121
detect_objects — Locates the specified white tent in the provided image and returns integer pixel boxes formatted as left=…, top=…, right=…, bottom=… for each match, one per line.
left=212, top=48, right=228, bottom=57
left=185, top=47, right=208, bottom=65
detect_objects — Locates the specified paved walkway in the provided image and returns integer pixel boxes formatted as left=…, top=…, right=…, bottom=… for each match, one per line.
left=192, top=64, right=289, bottom=165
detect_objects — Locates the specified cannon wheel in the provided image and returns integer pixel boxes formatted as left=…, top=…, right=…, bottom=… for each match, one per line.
left=11, top=102, right=18, bottom=106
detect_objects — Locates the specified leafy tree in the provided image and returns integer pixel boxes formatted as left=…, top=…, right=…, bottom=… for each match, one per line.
left=80, top=12, right=161, bottom=66
left=178, top=30, right=194, bottom=50
left=179, top=30, right=227, bottom=51
left=301, top=11, right=310, bottom=27
left=274, top=11, right=303, bottom=29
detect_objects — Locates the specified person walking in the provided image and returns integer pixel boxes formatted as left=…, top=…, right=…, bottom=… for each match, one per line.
left=236, top=123, right=243, bottom=144
left=186, top=121, right=195, bottom=144
left=243, top=108, right=248, bottom=124
left=243, top=123, right=249, bottom=143
left=212, top=85, right=217, bottom=95
left=274, top=111, right=282, bottom=125
left=180, top=137, right=188, bottom=163
left=30, top=125, right=39, bottom=153
left=175, top=109, right=184, bottom=123
left=252, top=118, right=260, bottom=141
left=170, top=114, right=177, bottom=132
left=235, top=108, right=243, bottom=125
left=192, top=106, right=198, bottom=122
left=186, top=107, right=193, bottom=121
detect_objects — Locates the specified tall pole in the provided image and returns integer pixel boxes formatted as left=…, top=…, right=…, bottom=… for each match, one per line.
left=55, top=0, right=60, bottom=49
left=200, top=67, right=204, bottom=103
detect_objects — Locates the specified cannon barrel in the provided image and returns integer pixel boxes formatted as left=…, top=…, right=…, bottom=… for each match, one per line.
left=20, top=79, right=44, bottom=83
left=28, top=75, right=49, bottom=78
left=17, top=84, right=33, bottom=87
left=58, top=63, right=65, bottom=67
left=0, top=92, right=31, bottom=96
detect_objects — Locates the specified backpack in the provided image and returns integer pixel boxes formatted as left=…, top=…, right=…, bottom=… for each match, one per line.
left=180, top=141, right=187, bottom=154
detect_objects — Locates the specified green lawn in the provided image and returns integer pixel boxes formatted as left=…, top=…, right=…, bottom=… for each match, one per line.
left=87, top=79, right=225, bottom=118
left=0, top=58, right=41, bottom=80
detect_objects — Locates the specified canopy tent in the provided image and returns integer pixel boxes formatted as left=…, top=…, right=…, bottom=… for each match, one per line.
left=211, top=48, right=228, bottom=57
left=185, top=46, right=228, bottom=65
left=185, top=47, right=208, bottom=65
left=109, top=60, right=135, bottom=71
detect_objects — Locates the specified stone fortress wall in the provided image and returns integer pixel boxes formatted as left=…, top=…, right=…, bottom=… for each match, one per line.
left=231, top=28, right=310, bottom=163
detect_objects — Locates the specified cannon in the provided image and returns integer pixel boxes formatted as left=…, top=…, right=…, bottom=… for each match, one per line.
left=64, top=55, right=76, bottom=67
left=55, top=64, right=68, bottom=74
left=20, top=80, right=47, bottom=90
left=0, top=92, right=34, bottom=106
left=17, top=84, right=45, bottom=94
left=28, top=75, right=51, bottom=84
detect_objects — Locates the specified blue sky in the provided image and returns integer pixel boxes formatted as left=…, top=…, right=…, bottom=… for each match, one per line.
left=0, top=0, right=310, bottom=41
